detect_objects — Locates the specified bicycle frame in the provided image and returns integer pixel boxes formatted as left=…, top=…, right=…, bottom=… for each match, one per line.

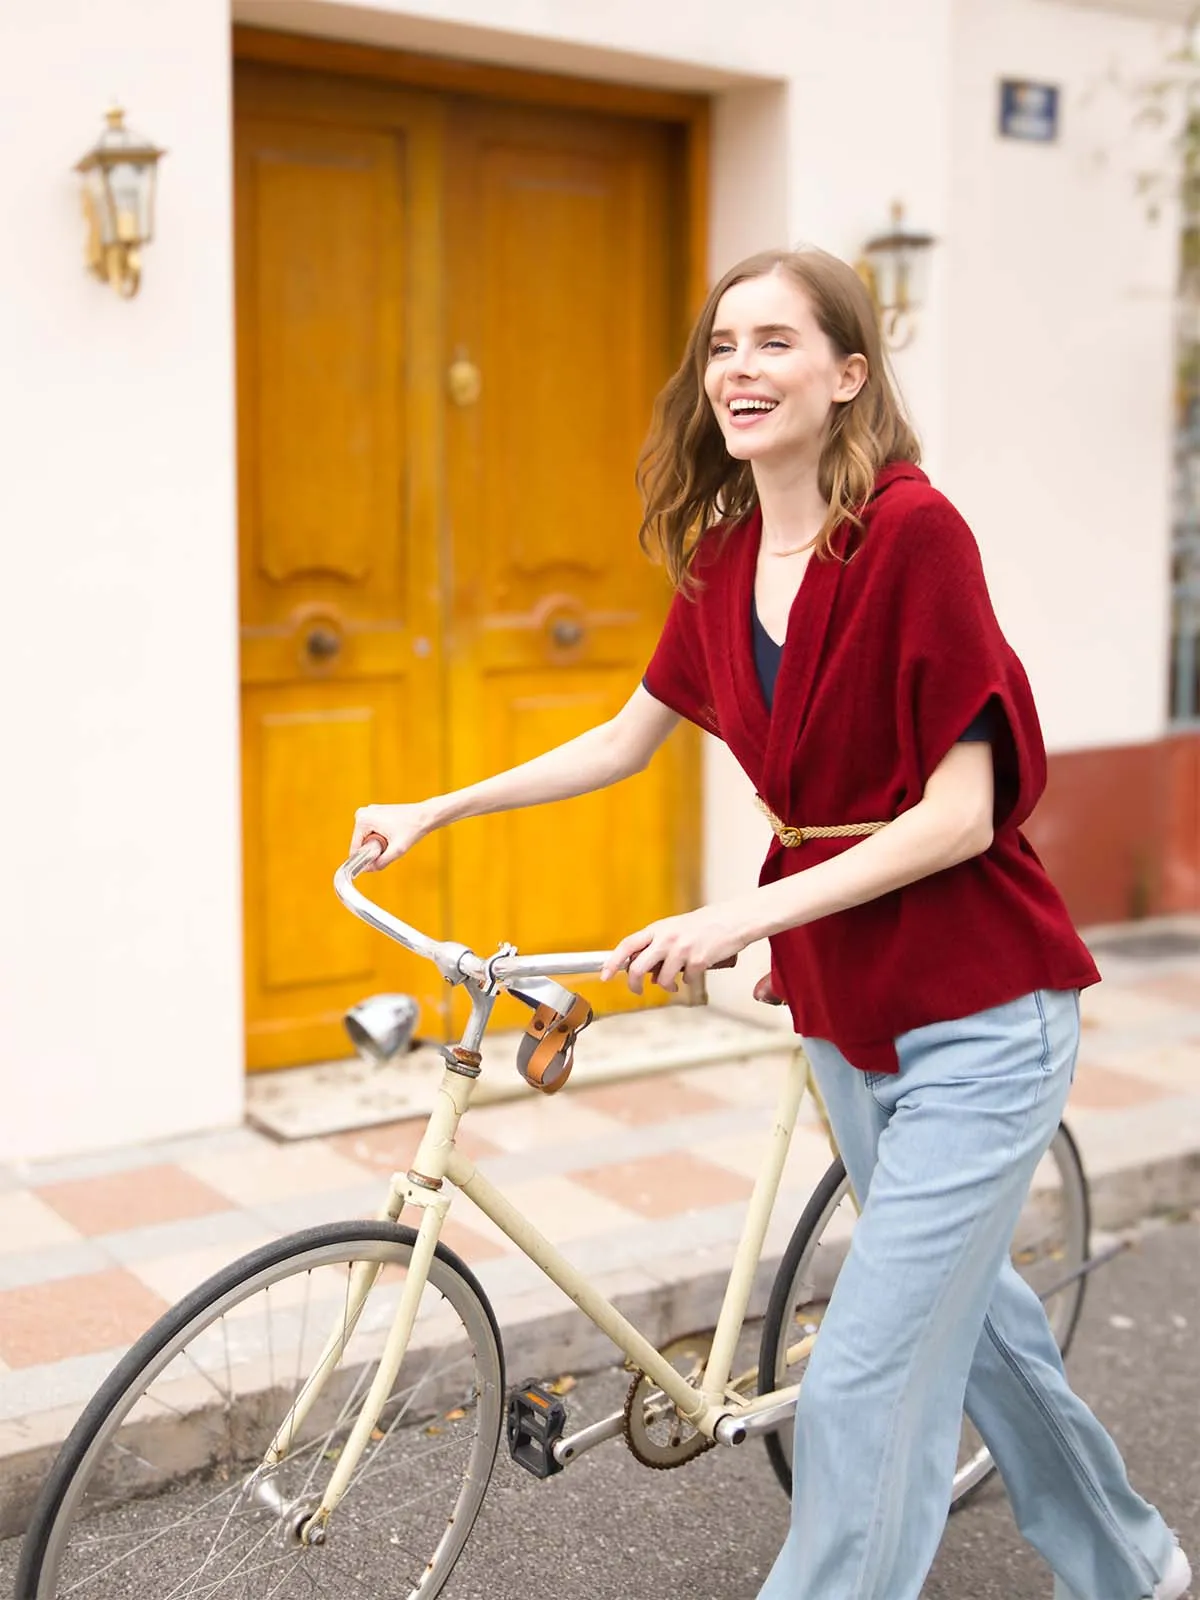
left=273, top=845, right=814, bottom=1541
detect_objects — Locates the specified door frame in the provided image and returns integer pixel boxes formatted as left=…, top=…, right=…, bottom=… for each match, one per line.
left=232, top=24, right=711, bottom=319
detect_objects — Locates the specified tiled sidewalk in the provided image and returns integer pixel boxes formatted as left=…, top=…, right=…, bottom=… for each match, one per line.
left=2, top=922, right=1199, bottom=1532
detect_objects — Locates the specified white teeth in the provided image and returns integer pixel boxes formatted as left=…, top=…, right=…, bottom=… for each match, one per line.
left=729, top=399, right=778, bottom=414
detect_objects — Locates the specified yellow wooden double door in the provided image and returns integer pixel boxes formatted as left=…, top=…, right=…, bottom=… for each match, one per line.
left=234, top=58, right=697, bottom=1069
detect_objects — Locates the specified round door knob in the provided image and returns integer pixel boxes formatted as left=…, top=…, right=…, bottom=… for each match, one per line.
left=448, top=355, right=483, bottom=408
left=306, top=625, right=341, bottom=661
left=550, top=617, right=584, bottom=648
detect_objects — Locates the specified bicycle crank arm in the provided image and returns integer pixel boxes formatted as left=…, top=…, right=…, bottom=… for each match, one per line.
left=1036, top=1238, right=1131, bottom=1304
left=715, top=1391, right=799, bottom=1446
left=550, top=1407, right=627, bottom=1467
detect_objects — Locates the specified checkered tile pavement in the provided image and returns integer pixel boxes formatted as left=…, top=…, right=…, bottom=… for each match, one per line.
left=2, top=937, right=1199, bottom=1482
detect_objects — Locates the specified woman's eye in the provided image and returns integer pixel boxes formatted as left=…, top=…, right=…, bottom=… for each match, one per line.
left=708, top=343, right=734, bottom=358
left=764, top=339, right=789, bottom=350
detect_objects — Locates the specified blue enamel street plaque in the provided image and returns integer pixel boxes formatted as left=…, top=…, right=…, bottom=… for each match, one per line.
left=998, top=79, right=1059, bottom=143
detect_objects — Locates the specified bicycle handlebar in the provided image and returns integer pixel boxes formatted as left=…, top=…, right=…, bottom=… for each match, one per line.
left=333, top=839, right=613, bottom=989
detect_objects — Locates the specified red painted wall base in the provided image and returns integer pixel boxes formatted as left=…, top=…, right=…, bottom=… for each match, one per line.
left=1025, top=732, right=1200, bottom=927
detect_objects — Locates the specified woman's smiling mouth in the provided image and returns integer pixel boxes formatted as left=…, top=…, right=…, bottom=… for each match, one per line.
left=727, top=396, right=779, bottom=426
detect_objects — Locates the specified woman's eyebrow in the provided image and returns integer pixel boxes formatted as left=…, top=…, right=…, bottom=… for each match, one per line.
left=709, top=323, right=800, bottom=340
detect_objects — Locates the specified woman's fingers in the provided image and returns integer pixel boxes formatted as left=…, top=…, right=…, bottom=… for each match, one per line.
left=351, top=809, right=393, bottom=870
left=350, top=802, right=434, bottom=872
left=628, top=936, right=681, bottom=994
left=360, top=830, right=392, bottom=868
left=601, top=931, right=650, bottom=983
left=601, top=916, right=736, bottom=994
left=648, top=948, right=685, bottom=993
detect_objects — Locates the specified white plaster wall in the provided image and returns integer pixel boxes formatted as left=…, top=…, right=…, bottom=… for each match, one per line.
left=946, top=0, right=1179, bottom=751
left=0, top=0, right=243, bottom=1161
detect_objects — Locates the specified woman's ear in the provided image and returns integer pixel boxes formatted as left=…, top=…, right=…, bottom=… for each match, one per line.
left=835, top=353, right=868, bottom=404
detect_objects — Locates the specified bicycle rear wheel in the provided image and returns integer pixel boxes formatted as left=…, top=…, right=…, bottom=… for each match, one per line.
left=758, top=1121, right=1090, bottom=1508
left=17, top=1221, right=505, bottom=1598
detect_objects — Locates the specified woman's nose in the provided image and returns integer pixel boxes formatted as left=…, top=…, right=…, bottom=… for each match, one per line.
left=733, top=344, right=760, bottom=379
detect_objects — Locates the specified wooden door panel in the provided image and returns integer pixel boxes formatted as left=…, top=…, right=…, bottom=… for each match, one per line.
left=258, top=701, right=377, bottom=992
left=247, top=125, right=400, bottom=586
left=477, top=145, right=640, bottom=581
left=452, top=670, right=652, bottom=956
left=242, top=680, right=446, bottom=1068
left=445, top=101, right=696, bottom=1024
left=235, top=66, right=446, bottom=1069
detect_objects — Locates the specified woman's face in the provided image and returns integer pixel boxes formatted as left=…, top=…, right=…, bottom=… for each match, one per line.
left=702, top=271, right=866, bottom=465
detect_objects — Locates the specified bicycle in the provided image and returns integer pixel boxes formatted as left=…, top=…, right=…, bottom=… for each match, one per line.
left=16, top=839, right=1106, bottom=1597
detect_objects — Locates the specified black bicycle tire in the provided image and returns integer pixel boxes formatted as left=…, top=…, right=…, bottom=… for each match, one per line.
left=758, top=1154, right=849, bottom=1499
left=758, top=1121, right=1092, bottom=1505
left=16, top=1220, right=506, bottom=1599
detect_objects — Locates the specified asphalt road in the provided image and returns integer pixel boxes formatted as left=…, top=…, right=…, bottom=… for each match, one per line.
left=3, top=1213, right=1196, bottom=1599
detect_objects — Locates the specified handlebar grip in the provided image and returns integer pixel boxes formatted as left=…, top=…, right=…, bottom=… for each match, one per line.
left=646, top=952, right=737, bottom=987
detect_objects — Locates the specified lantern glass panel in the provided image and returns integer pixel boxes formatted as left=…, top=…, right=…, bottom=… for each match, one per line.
left=140, top=162, right=159, bottom=242
left=83, top=166, right=117, bottom=246
left=107, top=160, right=150, bottom=243
left=866, top=244, right=900, bottom=312
left=899, top=244, right=932, bottom=313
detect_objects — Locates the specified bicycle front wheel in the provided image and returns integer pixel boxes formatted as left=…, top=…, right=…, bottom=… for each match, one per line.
left=758, top=1121, right=1091, bottom=1508
left=17, top=1221, right=505, bottom=1598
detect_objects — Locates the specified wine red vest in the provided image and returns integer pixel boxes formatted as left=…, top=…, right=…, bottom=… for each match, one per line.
left=643, top=463, right=1099, bottom=1073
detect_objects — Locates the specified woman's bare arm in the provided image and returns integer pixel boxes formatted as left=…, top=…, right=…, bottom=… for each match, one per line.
left=735, top=739, right=995, bottom=941
left=604, top=740, right=995, bottom=990
left=351, top=686, right=680, bottom=867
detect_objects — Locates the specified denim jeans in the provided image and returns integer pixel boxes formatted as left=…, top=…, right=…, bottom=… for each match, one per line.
left=756, top=990, right=1176, bottom=1600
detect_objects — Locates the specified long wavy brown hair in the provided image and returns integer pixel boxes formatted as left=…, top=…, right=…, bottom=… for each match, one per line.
left=637, top=247, right=921, bottom=587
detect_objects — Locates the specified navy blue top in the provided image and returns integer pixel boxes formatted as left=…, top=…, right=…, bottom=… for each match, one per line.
left=751, top=598, right=993, bottom=739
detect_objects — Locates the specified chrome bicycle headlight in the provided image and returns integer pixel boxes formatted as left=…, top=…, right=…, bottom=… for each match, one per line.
left=343, top=993, right=419, bottom=1064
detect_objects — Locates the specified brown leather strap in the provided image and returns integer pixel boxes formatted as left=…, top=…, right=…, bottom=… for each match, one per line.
left=517, top=995, right=593, bottom=1094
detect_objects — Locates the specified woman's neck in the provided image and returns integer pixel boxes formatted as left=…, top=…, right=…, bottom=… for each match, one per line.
left=752, top=449, right=830, bottom=558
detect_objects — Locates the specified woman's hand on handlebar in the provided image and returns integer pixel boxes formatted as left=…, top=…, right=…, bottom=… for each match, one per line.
left=350, top=803, right=438, bottom=871
left=600, top=903, right=752, bottom=995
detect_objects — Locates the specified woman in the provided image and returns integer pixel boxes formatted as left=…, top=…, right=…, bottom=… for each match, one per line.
left=351, top=247, right=1189, bottom=1600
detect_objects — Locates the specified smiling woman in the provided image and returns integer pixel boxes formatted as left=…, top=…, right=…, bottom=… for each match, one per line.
left=350, top=244, right=1189, bottom=1600
left=635, top=248, right=920, bottom=589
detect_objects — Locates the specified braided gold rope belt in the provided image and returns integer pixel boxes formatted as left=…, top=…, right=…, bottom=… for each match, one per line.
left=754, top=795, right=890, bottom=849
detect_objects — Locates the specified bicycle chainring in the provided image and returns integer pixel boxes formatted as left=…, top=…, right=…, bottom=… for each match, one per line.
left=622, top=1329, right=723, bottom=1471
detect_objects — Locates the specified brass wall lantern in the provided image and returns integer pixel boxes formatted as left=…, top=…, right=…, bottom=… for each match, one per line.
left=855, top=201, right=936, bottom=351
left=74, top=108, right=166, bottom=298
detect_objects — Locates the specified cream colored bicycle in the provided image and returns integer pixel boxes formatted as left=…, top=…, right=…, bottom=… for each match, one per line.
left=16, top=840, right=1099, bottom=1598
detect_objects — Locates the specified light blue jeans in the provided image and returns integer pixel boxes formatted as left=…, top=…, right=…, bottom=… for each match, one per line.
left=757, top=989, right=1176, bottom=1600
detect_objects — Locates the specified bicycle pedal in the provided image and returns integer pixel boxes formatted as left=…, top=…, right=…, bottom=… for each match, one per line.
left=506, top=1382, right=567, bottom=1479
